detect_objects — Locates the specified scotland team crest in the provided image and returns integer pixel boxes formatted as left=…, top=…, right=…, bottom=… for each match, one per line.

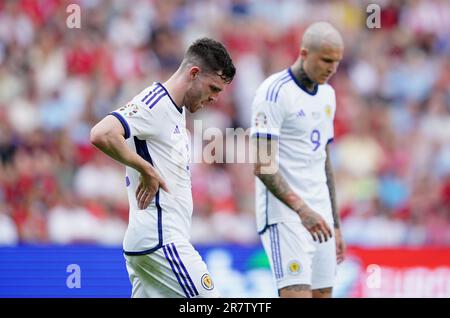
left=201, top=273, right=214, bottom=290
left=325, top=105, right=332, bottom=119
left=287, top=260, right=302, bottom=275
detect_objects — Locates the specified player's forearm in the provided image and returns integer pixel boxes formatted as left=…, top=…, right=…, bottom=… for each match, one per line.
left=255, top=168, right=310, bottom=216
left=325, top=148, right=340, bottom=229
left=253, top=137, right=310, bottom=216
left=90, top=128, right=152, bottom=176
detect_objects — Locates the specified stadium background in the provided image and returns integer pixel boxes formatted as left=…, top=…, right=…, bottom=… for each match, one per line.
left=0, top=0, right=449, bottom=297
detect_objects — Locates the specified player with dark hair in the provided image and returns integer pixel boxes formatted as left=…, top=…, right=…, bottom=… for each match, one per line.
left=91, top=38, right=235, bottom=298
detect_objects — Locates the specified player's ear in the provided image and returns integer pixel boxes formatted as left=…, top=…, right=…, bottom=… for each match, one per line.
left=189, top=66, right=200, bottom=80
left=300, top=47, right=308, bottom=60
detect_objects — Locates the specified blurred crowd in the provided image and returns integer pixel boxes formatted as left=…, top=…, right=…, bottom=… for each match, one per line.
left=0, top=0, right=449, bottom=246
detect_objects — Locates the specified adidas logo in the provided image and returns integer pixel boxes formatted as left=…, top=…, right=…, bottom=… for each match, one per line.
left=173, top=125, right=181, bottom=134
left=297, top=109, right=306, bottom=117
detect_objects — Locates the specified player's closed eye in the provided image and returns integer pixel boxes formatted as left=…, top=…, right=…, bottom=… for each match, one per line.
left=210, top=85, right=221, bottom=93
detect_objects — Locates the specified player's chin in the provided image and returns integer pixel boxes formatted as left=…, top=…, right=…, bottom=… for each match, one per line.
left=186, top=105, right=197, bottom=113
left=191, top=103, right=204, bottom=113
left=318, top=74, right=332, bottom=84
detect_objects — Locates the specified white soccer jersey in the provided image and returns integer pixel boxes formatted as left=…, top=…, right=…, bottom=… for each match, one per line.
left=110, top=82, right=193, bottom=254
left=251, top=68, right=336, bottom=233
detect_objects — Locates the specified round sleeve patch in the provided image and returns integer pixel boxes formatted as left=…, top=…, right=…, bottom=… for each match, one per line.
left=201, top=273, right=214, bottom=290
left=255, top=111, right=268, bottom=128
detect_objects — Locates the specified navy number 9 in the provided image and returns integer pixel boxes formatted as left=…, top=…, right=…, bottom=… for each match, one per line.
left=310, top=129, right=321, bottom=151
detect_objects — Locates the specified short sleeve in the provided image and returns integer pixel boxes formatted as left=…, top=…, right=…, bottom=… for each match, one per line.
left=109, top=101, right=161, bottom=139
left=250, top=97, right=286, bottom=140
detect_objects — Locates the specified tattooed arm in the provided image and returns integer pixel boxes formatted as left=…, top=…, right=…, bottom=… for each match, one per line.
left=325, top=144, right=345, bottom=263
left=253, top=137, right=332, bottom=242
left=325, top=144, right=339, bottom=228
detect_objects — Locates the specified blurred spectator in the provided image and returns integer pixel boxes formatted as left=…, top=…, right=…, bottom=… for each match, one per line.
left=0, top=203, right=18, bottom=245
left=0, top=0, right=449, bottom=247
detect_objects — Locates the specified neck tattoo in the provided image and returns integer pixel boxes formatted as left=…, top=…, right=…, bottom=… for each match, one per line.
left=292, top=63, right=317, bottom=93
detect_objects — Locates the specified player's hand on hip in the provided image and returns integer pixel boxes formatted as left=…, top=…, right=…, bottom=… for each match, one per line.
left=298, top=206, right=332, bottom=243
left=135, top=170, right=169, bottom=210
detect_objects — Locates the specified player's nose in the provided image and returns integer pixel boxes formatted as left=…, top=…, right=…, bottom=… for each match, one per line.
left=329, top=62, right=338, bottom=74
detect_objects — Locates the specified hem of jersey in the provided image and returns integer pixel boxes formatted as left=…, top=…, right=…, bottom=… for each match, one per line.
left=123, top=238, right=190, bottom=256
left=109, top=112, right=131, bottom=139
left=123, top=243, right=162, bottom=256
left=258, top=224, right=270, bottom=235
left=258, top=188, right=270, bottom=235
left=258, top=217, right=302, bottom=235
left=288, top=67, right=318, bottom=96
left=261, top=218, right=334, bottom=228
left=156, top=82, right=183, bottom=114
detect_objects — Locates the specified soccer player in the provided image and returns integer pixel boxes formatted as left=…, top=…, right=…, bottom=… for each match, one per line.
left=90, top=38, right=235, bottom=298
left=251, top=22, right=345, bottom=298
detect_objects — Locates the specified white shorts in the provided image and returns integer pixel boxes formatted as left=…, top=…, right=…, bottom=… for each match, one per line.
left=260, top=222, right=336, bottom=290
left=124, top=241, right=220, bottom=298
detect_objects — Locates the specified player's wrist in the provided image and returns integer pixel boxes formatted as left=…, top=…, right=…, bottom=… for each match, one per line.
left=295, top=202, right=310, bottom=217
left=136, top=162, right=155, bottom=176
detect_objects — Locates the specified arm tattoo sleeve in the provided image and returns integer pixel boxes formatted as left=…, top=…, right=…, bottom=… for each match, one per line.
left=258, top=171, right=302, bottom=212
left=254, top=138, right=304, bottom=213
left=325, top=145, right=339, bottom=228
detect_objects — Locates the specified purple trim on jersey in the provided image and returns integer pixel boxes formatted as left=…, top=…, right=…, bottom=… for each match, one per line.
left=251, top=132, right=279, bottom=140
left=270, top=75, right=291, bottom=102
left=258, top=189, right=270, bottom=235
left=156, top=83, right=183, bottom=114
left=273, top=77, right=292, bottom=102
left=141, top=85, right=161, bottom=104
left=133, top=138, right=163, bottom=246
left=109, top=112, right=130, bottom=139
left=266, top=72, right=290, bottom=102
left=123, top=138, right=163, bottom=256
left=144, top=87, right=165, bottom=106
left=288, top=67, right=318, bottom=96
left=170, top=243, right=199, bottom=296
left=134, top=137, right=153, bottom=165
left=125, top=176, right=130, bottom=187
left=163, top=245, right=190, bottom=298
left=148, top=93, right=167, bottom=109
left=327, top=138, right=334, bottom=144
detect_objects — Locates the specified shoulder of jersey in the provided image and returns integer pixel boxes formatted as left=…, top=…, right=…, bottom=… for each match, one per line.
left=257, top=70, right=292, bottom=103
left=133, top=83, right=168, bottom=109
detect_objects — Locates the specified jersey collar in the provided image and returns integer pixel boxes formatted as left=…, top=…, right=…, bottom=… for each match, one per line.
left=156, top=82, right=183, bottom=114
left=288, top=68, right=318, bottom=96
